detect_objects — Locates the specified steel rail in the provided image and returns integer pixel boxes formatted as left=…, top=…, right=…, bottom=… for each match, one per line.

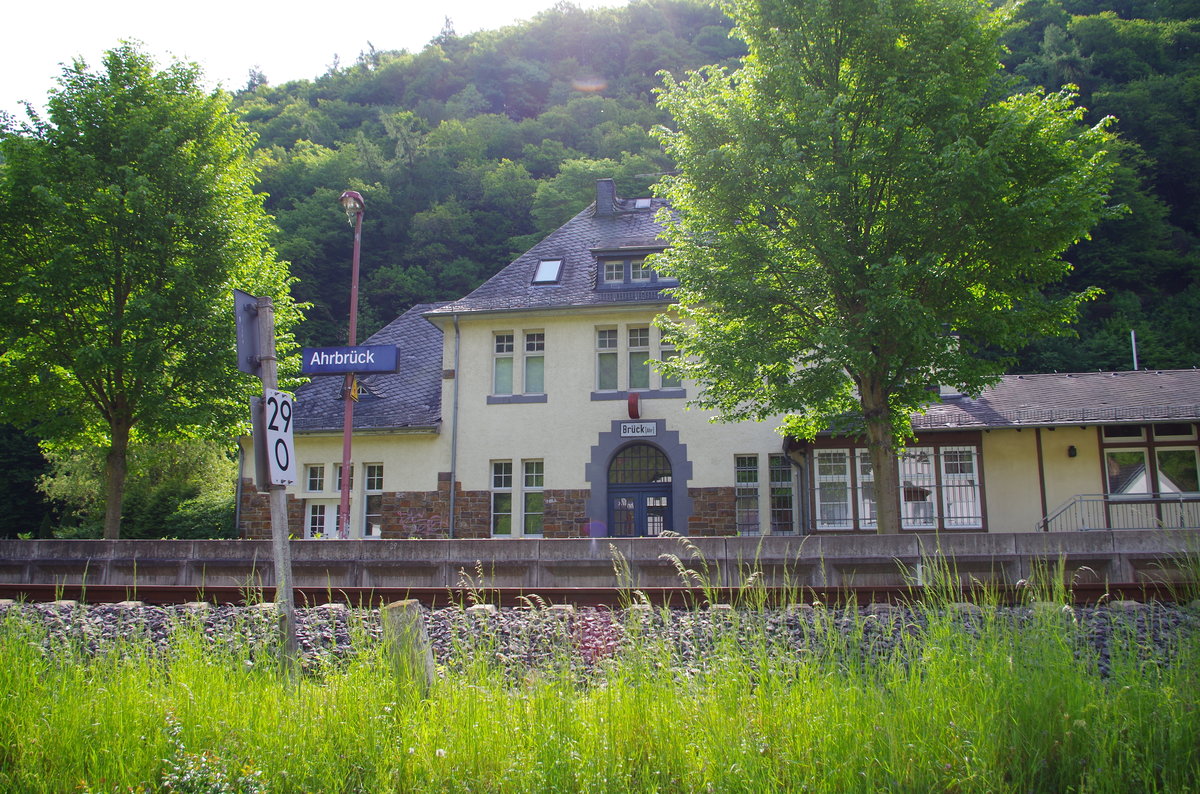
left=0, top=582, right=1190, bottom=608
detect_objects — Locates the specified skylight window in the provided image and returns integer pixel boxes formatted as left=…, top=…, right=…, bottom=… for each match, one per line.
left=635, top=198, right=652, bottom=209
left=532, top=259, right=563, bottom=284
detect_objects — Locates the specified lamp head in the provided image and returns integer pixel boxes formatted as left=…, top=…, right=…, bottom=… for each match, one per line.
left=339, top=190, right=365, bottom=224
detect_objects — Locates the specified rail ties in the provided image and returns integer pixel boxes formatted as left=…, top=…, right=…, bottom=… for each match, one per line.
left=0, top=582, right=1186, bottom=608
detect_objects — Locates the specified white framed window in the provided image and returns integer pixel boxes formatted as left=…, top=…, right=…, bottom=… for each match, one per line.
left=811, top=444, right=982, bottom=531
left=658, top=333, right=682, bottom=389
left=1100, top=429, right=1199, bottom=529
left=940, top=446, right=981, bottom=528
left=1103, top=424, right=1145, bottom=441
left=855, top=451, right=877, bottom=530
left=735, top=455, right=760, bottom=535
left=769, top=454, right=795, bottom=534
left=597, top=327, right=619, bottom=391
left=364, top=463, right=384, bottom=492
left=490, top=329, right=546, bottom=398
left=305, top=464, right=325, bottom=492
left=491, top=459, right=548, bottom=537
left=899, top=448, right=937, bottom=529
left=307, top=503, right=329, bottom=539
left=594, top=323, right=685, bottom=393
left=524, top=331, right=545, bottom=394
left=815, top=450, right=852, bottom=529
left=1106, top=448, right=1149, bottom=496
left=1102, top=423, right=1200, bottom=496
left=1156, top=447, right=1200, bottom=492
left=362, top=463, right=384, bottom=538
left=491, top=460, right=514, bottom=536
left=1153, top=423, right=1197, bottom=441
left=598, top=256, right=670, bottom=287
left=493, top=333, right=514, bottom=395
left=523, top=460, right=545, bottom=536
left=628, top=326, right=651, bottom=390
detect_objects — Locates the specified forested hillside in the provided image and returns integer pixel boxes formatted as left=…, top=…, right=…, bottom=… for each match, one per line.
left=232, top=1, right=744, bottom=345
left=235, top=0, right=1198, bottom=373
left=1004, top=0, right=1200, bottom=370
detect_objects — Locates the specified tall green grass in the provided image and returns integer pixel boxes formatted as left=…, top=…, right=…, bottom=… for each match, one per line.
left=1, top=592, right=1196, bottom=793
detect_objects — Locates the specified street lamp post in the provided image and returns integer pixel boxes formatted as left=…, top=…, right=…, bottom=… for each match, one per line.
left=338, top=190, right=365, bottom=539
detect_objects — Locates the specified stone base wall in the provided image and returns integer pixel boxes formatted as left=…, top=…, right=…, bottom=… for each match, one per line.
left=381, top=472, right=450, bottom=538
left=378, top=472, right=555, bottom=540
left=238, top=478, right=727, bottom=539
left=381, top=483, right=593, bottom=539
left=544, top=489, right=591, bottom=538
left=238, top=479, right=305, bottom=540
left=450, top=483, right=492, bottom=539
left=686, top=486, right=738, bottom=537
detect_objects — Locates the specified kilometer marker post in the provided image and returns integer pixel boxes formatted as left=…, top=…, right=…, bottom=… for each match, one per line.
left=236, top=289, right=299, bottom=671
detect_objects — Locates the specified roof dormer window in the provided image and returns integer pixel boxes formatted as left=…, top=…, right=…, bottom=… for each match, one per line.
left=532, top=259, right=563, bottom=284
left=596, top=255, right=676, bottom=290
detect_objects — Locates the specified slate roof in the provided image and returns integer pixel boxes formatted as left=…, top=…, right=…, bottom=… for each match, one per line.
left=427, top=180, right=673, bottom=317
left=914, top=370, right=1200, bottom=431
left=293, top=303, right=446, bottom=433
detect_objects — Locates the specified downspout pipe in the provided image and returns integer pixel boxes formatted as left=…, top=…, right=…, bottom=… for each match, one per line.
left=448, top=314, right=462, bottom=538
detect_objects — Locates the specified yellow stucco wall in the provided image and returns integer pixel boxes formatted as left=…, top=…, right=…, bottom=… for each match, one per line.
left=1039, top=426, right=1103, bottom=517
left=979, top=429, right=1040, bottom=532
left=981, top=426, right=1102, bottom=532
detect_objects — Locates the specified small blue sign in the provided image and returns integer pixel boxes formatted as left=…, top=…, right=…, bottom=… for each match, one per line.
left=301, top=345, right=399, bottom=375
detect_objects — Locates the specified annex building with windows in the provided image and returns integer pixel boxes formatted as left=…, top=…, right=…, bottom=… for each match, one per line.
left=238, top=180, right=1200, bottom=541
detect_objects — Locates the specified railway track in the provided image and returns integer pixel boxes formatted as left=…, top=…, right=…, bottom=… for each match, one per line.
left=0, top=581, right=1190, bottom=608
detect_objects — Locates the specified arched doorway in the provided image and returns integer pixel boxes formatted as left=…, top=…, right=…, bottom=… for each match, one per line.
left=608, top=443, right=672, bottom=537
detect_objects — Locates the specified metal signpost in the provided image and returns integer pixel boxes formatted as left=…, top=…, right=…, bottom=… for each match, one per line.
left=235, top=289, right=298, bottom=669
left=337, top=190, right=365, bottom=539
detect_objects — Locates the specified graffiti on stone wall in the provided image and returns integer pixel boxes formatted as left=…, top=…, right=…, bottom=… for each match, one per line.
left=389, top=510, right=447, bottom=539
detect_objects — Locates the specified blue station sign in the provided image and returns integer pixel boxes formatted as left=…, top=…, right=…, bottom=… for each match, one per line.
left=301, top=345, right=399, bottom=375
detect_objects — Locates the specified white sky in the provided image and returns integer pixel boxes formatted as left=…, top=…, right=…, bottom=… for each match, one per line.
left=3, top=0, right=631, bottom=120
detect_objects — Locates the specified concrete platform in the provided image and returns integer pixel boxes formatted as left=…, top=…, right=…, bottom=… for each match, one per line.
left=1, top=529, right=1196, bottom=590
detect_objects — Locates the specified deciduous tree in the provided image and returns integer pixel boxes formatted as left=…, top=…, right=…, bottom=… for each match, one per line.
left=654, top=0, right=1117, bottom=533
left=0, top=44, right=300, bottom=539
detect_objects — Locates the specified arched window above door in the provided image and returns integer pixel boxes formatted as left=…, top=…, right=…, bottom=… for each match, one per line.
left=609, top=443, right=672, bottom=484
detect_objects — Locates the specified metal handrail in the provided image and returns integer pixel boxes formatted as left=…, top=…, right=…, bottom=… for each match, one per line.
left=1038, top=492, right=1200, bottom=532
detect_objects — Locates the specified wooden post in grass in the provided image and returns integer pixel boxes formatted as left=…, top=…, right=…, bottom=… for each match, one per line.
left=383, top=599, right=435, bottom=696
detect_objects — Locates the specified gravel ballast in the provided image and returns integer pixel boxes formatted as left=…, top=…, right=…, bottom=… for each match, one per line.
left=2, top=598, right=1197, bottom=679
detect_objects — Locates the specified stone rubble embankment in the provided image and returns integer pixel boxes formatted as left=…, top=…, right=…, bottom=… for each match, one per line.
left=1, top=598, right=1196, bottom=679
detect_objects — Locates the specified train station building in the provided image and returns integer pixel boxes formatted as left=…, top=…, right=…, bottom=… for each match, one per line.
left=239, top=180, right=1200, bottom=541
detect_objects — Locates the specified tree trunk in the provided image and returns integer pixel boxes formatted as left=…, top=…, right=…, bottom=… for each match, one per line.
left=102, top=419, right=131, bottom=540
left=860, top=376, right=902, bottom=535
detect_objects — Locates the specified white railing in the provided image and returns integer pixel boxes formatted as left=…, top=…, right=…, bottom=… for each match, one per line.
left=1038, top=493, right=1200, bottom=532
